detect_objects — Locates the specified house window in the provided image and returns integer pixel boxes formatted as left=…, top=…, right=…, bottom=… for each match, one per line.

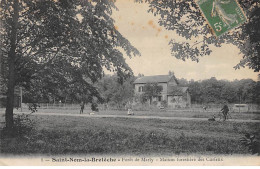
left=158, top=96, right=162, bottom=102
left=138, top=86, right=144, bottom=92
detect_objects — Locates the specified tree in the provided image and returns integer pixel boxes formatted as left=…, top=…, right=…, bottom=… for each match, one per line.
left=142, top=83, right=162, bottom=104
left=188, top=81, right=203, bottom=104
left=233, top=79, right=256, bottom=103
left=0, top=0, right=140, bottom=130
left=220, top=81, right=238, bottom=103
left=96, top=74, right=135, bottom=109
left=253, top=81, right=260, bottom=105
left=137, top=0, right=260, bottom=72
left=177, top=78, right=188, bottom=86
left=200, top=77, right=224, bottom=103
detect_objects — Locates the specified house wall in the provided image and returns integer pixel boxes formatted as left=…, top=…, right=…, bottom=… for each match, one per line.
left=168, top=76, right=178, bottom=86
left=167, top=95, right=186, bottom=108
left=186, top=92, right=191, bottom=107
left=167, top=91, right=191, bottom=108
left=158, top=83, right=167, bottom=101
left=134, top=77, right=191, bottom=108
left=135, top=82, right=168, bottom=101
left=134, top=83, right=144, bottom=94
left=134, top=83, right=168, bottom=106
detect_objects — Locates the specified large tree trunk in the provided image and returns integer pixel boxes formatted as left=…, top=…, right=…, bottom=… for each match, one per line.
left=5, top=0, right=19, bottom=130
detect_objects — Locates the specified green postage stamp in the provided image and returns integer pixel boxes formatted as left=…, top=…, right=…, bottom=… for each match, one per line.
left=196, top=0, right=247, bottom=37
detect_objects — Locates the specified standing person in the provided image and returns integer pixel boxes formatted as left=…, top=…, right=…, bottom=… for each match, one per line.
left=202, top=105, right=207, bottom=111
left=221, top=103, right=229, bottom=121
left=80, top=101, right=85, bottom=114
left=127, top=101, right=133, bottom=115
left=104, top=103, right=108, bottom=111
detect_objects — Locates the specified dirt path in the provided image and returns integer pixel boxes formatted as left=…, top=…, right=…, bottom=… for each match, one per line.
left=0, top=109, right=259, bottom=126
left=12, top=112, right=260, bottom=123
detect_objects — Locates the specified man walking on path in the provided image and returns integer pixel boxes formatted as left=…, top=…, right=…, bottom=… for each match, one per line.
left=80, top=101, right=85, bottom=114
left=221, top=104, right=229, bottom=121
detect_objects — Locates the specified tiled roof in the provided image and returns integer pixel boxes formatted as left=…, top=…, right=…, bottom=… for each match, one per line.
left=167, top=86, right=188, bottom=95
left=134, top=75, right=176, bottom=84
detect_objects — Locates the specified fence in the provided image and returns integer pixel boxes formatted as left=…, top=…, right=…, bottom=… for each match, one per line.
left=37, top=103, right=80, bottom=109
left=190, top=103, right=259, bottom=113
left=22, top=103, right=108, bottom=111
left=21, top=103, right=259, bottom=113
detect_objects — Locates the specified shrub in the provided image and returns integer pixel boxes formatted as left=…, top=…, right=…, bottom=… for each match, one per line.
left=240, top=133, right=260, bottom=155
left=28, top=103, right=40, bottom=113
left=152, top=101, right=158, bottom=106
left=175, top=105, right=181, bottom=109
left=161, top=100, right=168, bottom=108
left=2, top=114, right=35, bottom=138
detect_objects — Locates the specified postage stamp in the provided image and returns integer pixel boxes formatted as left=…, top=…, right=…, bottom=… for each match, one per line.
left=196, top=0, right=247, bottom=36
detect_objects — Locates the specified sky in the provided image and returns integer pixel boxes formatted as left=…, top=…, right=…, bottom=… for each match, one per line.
left=111, top=0, right=259, bottom=81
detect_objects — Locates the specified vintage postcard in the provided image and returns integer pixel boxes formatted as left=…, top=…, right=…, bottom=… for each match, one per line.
left=0, top=0, right=259, bottom=166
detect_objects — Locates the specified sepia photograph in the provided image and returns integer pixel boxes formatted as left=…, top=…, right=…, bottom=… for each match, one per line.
left=0, top=0, right=259, bottom=166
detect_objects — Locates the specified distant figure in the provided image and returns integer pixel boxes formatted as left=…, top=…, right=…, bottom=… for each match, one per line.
left=80, top=101, right=85, bottom=114
left=90, top=103, right=99, bottom=115
left=104, top=103, right=108, bottom=111
left=208, top=115, right=216, bottom=121
left=203, top=105, right=207, bottom=111
left=221, top=104, right=229, bottom=121
left=126, top=102, right=134, bottom=115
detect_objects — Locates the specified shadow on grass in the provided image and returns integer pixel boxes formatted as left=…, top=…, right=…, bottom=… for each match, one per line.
left=1, top=126, right=249, bottom=155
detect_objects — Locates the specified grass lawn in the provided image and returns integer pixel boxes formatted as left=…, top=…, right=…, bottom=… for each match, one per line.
left=0, top=113, right=259, bottom=156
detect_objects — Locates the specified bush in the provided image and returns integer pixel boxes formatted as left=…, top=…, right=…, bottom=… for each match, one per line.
left=240, top=133, right=260, bottom=155
left=132, top=103, right=149, bottom=111
left=175, top=105, right=181, bottom=109
left=28, top=103, right=40, bottom=113
left=152, top=101, right=158, bottom=106
left=2, top=114, right=35, bottom=138
left=91, top=103, right=99, bottom=112
left=161, top=100, right=168, bottom=108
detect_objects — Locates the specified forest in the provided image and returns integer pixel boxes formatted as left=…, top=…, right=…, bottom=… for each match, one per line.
left=16, top=74, right=259, bottom=107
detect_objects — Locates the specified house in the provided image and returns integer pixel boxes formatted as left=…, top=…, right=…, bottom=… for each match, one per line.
left=133, top=75, right=191, bottom=108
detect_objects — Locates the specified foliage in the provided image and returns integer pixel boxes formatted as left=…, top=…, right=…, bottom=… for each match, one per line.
left=240, top=133, right=260, bottom=155
left=91, top=103, right=99, bottom=112
left=138, top=93, right=148, bottom=104
left=143, top=83, right=163, bottom=104
left=188, top=77, right=260, bottom=104
left=28, top=103, right=40, bottom=113
left=152, top=100, right=158, bottom=106
left=161, top=100, right=167, bottom=108
left=0, top=0, right=140, bottom=128
left=20, top=75, right=260, bottom=107
left=177, top=78, right=189, bottom=86
left=96, top=74, right=135, bottom=109
left=137, top=0, right=260, bottom=72
left=254, top=81, right=260, bottom=104
left=2, top=114, right=35, bottom=138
